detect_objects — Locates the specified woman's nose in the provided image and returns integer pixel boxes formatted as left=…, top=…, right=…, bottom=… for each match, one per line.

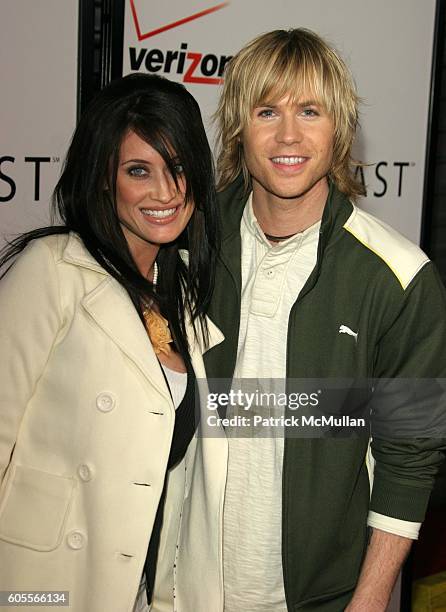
left=149, top=171, right=177, bottom=204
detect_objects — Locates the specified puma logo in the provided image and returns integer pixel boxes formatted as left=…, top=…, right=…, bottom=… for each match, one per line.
left=339, top=325, right=358, bottom=341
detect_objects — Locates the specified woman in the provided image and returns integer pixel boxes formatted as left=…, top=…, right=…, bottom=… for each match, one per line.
left=0, top=74, right=224, bottom=612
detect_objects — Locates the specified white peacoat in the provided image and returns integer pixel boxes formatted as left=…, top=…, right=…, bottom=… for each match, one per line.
left=0, top=233, right=227, bottom=612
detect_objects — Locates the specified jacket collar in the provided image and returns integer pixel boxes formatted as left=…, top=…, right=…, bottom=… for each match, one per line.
left=216, top=175, right=247, bottom=296
left=62, top=232, right=223, bottom=357
left=218, top=176, right=353, bottom=238
left=318, top=180, right=354, bottom=249
left=217, top=176, right=354, bottom=294
left=62, top=232, right=108, bottom=275
left=301, top=181, right=353, bottom=300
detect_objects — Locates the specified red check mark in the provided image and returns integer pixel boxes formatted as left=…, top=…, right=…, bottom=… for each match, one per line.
left=130, top=1, right=230, bottom=41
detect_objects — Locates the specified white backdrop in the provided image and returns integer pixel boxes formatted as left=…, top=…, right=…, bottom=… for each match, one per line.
left=0, top=0, right=78, bottom=250
left=0, top=1, right=437, bottom=250
left=123, top=0, right=438, bottom=245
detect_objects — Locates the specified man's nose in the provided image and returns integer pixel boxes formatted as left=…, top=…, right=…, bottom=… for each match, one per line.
left=275, top=115, right=303, bottom=145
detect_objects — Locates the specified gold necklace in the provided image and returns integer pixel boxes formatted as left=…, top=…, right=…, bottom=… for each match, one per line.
left=142, top=262, right=173, bottom=355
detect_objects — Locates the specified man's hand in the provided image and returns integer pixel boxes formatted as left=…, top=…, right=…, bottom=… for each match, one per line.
left=344, top=528, right=413, bottom=611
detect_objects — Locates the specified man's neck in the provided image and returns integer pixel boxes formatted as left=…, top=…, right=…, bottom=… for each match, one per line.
left=252, top=179, right=329, bottom=236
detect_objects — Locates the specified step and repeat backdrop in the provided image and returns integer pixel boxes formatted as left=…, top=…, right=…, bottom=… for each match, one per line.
left=0, top=0, right=78, bottom=251
left=0, top=1, right=441, bottom=609
left=122, top=0, right=438, bottom=246
left=121, top=3, right=440, bottom=610
left=0, top=0, right=439, bottom=251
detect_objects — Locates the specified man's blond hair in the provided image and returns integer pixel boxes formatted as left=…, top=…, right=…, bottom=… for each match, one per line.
left=215, top=28, right=364, bottom=198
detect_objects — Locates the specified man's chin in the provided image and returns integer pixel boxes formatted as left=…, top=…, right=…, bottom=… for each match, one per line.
left=253, top=176, right=329, bottom=203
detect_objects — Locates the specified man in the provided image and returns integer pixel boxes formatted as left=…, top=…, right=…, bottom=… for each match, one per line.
left=203, top=28, right=446, bottom=611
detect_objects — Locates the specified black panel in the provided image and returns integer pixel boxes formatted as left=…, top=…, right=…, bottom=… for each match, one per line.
left=77, top=0, right=125, bottom=118
left=421, top=0, right=446, bottom=283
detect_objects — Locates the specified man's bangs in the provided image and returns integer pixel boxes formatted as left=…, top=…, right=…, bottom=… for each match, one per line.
left=247, top=58, right=334, bottom=116
left=287, top=61, right=335, bottom=113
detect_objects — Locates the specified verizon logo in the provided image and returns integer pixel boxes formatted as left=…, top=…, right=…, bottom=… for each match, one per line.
left=129, top=42, right=232, bottom=85
left=130, top=1, right=229, bottom=41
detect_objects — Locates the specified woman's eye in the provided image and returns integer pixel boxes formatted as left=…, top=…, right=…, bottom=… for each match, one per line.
left=128, top=166, right=147, bottom=177
left=173, top=163, right=185, bottom=175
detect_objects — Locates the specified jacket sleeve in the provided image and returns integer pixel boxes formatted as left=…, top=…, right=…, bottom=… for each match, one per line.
left=0, top=238, right=63, bottom=482
left=369, top=262, right=446, bottom=523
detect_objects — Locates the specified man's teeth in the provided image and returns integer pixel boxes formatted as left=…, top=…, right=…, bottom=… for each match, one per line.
left=272, top=156, right=306, bottom=164
left=142, top=207, right=176, bottom=218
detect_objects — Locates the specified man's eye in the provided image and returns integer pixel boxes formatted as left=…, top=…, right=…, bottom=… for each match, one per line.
left=173, top=163, right=185, bottom=175
left=302, top=108, right=319, bottom=117
left=128, top=166, right=147, bottom=177
left=258, top=109, right=275, bottom=118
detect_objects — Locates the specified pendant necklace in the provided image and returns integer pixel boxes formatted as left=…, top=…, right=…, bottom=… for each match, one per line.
left=142, top=262, right=173, bottom=355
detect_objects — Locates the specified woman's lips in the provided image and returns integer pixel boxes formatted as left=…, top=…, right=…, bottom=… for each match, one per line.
left=141, top=204, right=181, bottom=223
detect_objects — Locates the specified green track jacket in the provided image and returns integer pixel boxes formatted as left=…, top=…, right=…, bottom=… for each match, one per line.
left=204, top=177, right=446, bottom=611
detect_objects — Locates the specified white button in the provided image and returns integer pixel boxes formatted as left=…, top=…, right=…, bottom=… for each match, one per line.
left=96, top=392, right=116, bottom=412
left=67, top=530, right=86, bottom=550
left=77, top=464, right=93, bottom=482
left=264, top=267, right=275, bottom=278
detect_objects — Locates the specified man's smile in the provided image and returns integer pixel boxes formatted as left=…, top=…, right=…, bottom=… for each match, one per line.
left=270, top=156, right=308, bottom=165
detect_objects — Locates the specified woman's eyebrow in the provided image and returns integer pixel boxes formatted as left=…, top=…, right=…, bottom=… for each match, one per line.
left=120, top=158, right=151, bottom=165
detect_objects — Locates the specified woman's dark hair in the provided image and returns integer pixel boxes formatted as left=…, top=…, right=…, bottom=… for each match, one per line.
left=0, top=73, right=219, bottom=354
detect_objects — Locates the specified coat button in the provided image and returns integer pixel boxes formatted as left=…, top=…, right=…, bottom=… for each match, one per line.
left=66, top=530, right=86, bottom=550
left=96, top=392, right=116, bottom=412
left=77, top=464, right=93, bottom=482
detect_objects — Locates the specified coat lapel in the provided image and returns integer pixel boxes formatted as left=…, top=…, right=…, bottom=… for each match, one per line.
left=82, top=277, right=171, bottom=400
left=62, top=232, right=224, bottom=397
left=188, top=315, right=225, bottom=377
left=63, top=233, right=169, bottom=399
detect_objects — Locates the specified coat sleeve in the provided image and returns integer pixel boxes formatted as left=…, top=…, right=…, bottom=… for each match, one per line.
left=369, top=262, right=446, bottom=523
left=0, top=238, right=63, bottom=482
